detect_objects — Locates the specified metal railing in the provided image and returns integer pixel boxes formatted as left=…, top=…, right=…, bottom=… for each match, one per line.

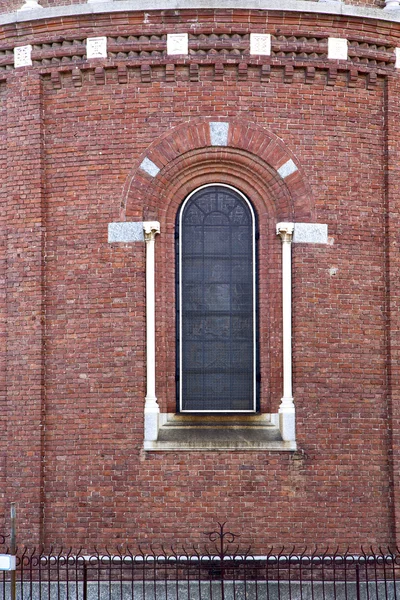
left=1, top=524, right=400, bottom=600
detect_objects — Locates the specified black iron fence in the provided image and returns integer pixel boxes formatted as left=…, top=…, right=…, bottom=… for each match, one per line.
left=1, top=525, right=400, bottom=600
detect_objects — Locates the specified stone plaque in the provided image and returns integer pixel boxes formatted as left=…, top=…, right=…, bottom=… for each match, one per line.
left=278, top=159, right=298, bottom=179
left=250, top=33, right=271, bottom=56
left=86, top=37, right=108, bottom=59
left=293, top=223, right=328, bottom=244
left=14, top=45, right=32, bottom=68
left=328, top=38, right=348, bottom=60
left=108, top=222, right=144, bottom=243
left=167, top=33, right=189, bottom=55
left=140, top=157, right=160, bottom=177
left=396, top=48, right=400, bottom=69
left=209, top=122, right=229, bottom=146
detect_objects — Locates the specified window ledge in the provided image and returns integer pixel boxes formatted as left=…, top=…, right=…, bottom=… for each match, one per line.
left=143, top=414, right=297, bottom=452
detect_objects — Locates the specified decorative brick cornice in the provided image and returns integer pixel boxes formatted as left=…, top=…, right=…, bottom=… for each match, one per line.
left=0, top=31, right=396, bottom=72
left=35, top=63, right=381, bottom=92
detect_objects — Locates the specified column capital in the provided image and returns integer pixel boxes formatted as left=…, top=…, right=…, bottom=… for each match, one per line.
left=276, top=222, right=294, bottom=242
left=143, top=221, right=160, bottom=241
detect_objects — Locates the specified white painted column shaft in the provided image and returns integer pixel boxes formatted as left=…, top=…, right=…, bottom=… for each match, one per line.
left=143, top=221, right=160, bottom=441
left=276, top=222, right=296, bottom=442
left=281, top=228, right=293, bottom=401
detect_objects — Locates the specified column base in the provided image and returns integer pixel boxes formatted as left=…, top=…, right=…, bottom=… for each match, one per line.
left=279, top=400, right=296, bottom=442
left=144, top=398, right=160, bottom=442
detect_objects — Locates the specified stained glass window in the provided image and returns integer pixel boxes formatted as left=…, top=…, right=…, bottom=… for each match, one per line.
left=177, top=185, right=257, bottom=412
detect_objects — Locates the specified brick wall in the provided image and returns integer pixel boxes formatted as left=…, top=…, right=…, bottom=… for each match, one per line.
left=0, top=7, right=398, bottom=550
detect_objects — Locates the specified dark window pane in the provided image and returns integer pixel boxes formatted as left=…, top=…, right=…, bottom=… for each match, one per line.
left=177, top=185, right=256, bottom=412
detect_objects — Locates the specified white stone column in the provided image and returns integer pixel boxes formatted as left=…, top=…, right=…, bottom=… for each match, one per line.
left=276, top=222, right=296, bottom=442
left=143, top=221, right=160, bottom=442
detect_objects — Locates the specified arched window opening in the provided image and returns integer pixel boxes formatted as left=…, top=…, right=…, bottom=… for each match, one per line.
left=176, top=184, right=258, bottom=412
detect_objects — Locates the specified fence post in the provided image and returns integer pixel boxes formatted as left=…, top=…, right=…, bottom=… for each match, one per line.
left=356, top=564, right=361, bottom=600
left=10, top=504, right=16, bottom=600
left=83, top=561, right=87, bottom=600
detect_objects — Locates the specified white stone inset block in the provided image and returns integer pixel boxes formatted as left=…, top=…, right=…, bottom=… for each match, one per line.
left=140, top=157, right=160, bottom=178
left=395, top=48, right=400, bottom=68
left=210, top=122, right=229, bottom=146
left=250, top=33, right=271, bottom=56
left=167, top=33, right=189, bottom=56
left=279, top=408, right=296, bottom=442
left=86, top=37, right=107, bottom=59
left=18, top=0, right=43, bottom=10
left=108, top=222, right=144, bottom=243
left=144, top=409, right=160, bottom=442
left=14, top=45, right=32, bottom=68
left=277, top=159, right=298, bottom=179
left=293, top=223, right=328, bottom=244
left=0, top=555, right=16, bottom=571
left=384, top=0, right=400, bottom=10
left=328, top=37, right=348, bottom=60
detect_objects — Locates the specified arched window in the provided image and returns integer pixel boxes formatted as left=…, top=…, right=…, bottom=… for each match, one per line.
left=176, top=184, right=258, bottom=412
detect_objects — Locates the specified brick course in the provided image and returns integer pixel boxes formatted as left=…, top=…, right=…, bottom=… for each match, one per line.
left=0, top=0, right=387, bottom=14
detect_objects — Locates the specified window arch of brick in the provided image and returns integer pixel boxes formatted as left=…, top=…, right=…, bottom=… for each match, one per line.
left=121, top=118, right=314, bottom=224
